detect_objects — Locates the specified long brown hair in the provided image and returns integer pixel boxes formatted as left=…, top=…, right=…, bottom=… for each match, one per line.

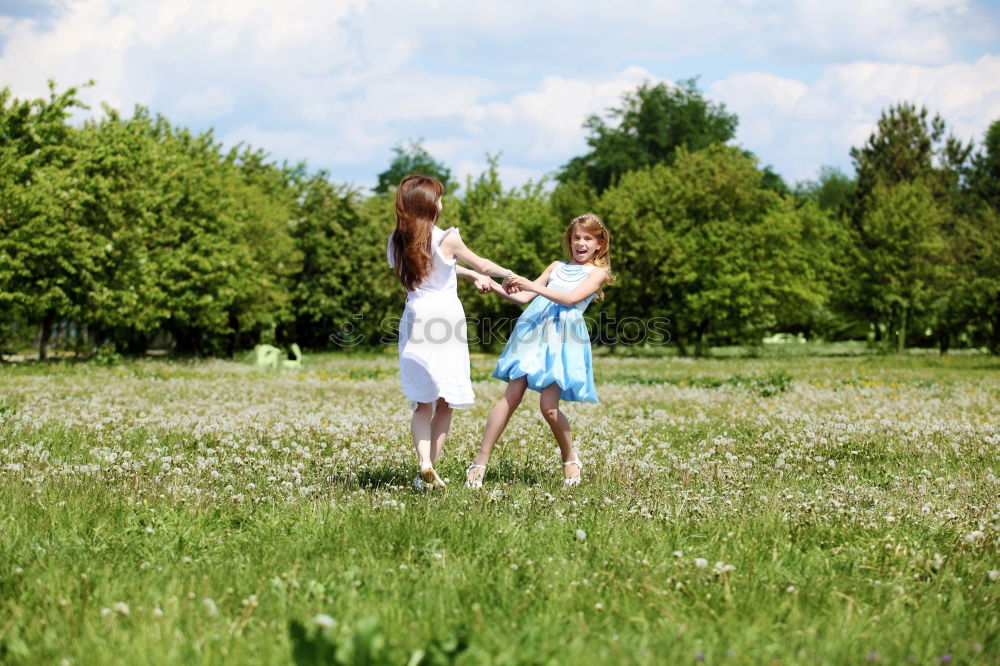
left=562, top=213, right=616, bottom=298
left=390, top=175, right=444, bottom=291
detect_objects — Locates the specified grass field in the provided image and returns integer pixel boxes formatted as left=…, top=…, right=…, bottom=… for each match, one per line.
left=1, top=351, right=998, bottom=665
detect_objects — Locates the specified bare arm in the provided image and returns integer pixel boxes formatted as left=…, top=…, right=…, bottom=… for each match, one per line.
left=439, top=233, right=511, bottom=278
left=456, top=265, right=491, bottom=293
left=488, top=279, right=535, bottom=304
left=489, top=262, right=560, bottom=305
left=509, top=267, right=608, bottom=307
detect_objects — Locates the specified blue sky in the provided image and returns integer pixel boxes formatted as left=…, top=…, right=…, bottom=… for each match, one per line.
left=1, top=0, right=998, bottom=192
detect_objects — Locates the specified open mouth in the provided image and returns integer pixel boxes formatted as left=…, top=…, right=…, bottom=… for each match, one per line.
left=574, top=248, right=588, bottom=259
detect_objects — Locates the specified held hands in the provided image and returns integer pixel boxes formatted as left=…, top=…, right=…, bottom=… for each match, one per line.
left=472, top=273, right=491, bottom=293
left=503, top=274, right=533, bottom=294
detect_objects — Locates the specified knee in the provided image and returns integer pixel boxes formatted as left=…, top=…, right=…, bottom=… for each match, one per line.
left=435, top=397, right=453, bottom=413
left=540, top=405, right=560, bottom=424
left=506, top=393, right=523, bottom=410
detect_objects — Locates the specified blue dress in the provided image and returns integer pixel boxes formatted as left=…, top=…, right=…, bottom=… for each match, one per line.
left=493, top=262, right=599, bottom=402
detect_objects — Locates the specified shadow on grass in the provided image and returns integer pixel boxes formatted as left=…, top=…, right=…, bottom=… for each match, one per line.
left=324, top=460, right=552, bottom=491
left=484, top=459, right=548, bottom=485
left=350, top=465, right=410, bottom=490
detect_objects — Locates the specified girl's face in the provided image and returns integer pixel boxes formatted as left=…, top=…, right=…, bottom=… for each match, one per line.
left=569, top=227, right=601, bottom=264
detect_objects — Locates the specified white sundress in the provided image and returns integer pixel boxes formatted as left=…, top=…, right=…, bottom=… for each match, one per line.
left=387, top=226, right=474, bottom=410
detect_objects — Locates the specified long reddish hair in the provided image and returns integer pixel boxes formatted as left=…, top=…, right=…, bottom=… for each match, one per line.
left=390, top=175, right=444, bottom=291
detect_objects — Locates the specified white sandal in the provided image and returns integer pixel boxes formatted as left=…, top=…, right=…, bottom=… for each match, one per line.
left=418, top=464, right=446, bottom=490
left=465, top=463, right=486, bottom=489
left=562, top=459, right=582, bottom=487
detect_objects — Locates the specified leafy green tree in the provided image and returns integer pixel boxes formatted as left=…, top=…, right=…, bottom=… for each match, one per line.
left=970, top=118, right=1000, bottom=208
left=930, top=119, right=1000, bottom=354
left=284, top=173, right=397, bottom=349
left=796, top=166, right=856, bottom=214
left=457, top=157, right=561, bottom=349
left=558, top=79, right=738, bottom=194
left=850, top=103, right=944, bottom=201
left=927, top=207, right=1000, bottom=353
left=374, top=140, right=453, bottom=194
left=549, top=176, right=599, bottom=230
left=599, top=145, right=837, bottom=355
left=148, top=124, right=299, bottom=356
left=846, top=103, right=991, bottom=353
left=0, top=81, right=92, bottom=359
left=853, top=180, right=948, bottom=352
left=222, top=147, right=301, bottom=354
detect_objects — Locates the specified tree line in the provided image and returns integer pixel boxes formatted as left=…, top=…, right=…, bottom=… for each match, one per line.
left=1, top=80, right=997, bottom=358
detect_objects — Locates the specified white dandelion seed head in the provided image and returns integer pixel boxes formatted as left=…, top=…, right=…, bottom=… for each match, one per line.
left=312, top=614, right=336, bottom=629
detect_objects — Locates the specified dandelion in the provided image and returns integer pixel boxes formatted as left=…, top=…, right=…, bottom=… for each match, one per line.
left=202, top=598, right=217, bottom=616
left=989, top=570, right=999, bottom=582
left=694, top=558, right=708, bottom=569
left=113, top=602, right=130, bottom=617
left=312, top=614, right=336, bottom=630
left=100, top=607, right=111, bottom=617
left=964, top=530, right=984, bottom=543
left=152, top=607, right=164, bottom=618
left=575, top=529, right=587, bottom=541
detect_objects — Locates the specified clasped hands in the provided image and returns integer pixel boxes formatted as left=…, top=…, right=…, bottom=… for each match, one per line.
left=469, top=272, right=531, bottom=295
left=501, top=273, right=531, bottom=294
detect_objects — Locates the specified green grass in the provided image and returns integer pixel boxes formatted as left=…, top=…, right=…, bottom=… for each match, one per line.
left=1, top=353, right=998, bottom=665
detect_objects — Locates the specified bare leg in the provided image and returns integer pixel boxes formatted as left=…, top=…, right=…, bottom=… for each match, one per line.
left=467, top=377, right=527, bottom=484
left=411, top=401, right=434, bottom=467
left=430, top=397, right=453, bottom=464
left=539, top=383, right=579, bottom=481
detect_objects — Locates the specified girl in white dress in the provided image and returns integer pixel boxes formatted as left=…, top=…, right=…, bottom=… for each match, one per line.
left=388, top=175, right=515, bottom=489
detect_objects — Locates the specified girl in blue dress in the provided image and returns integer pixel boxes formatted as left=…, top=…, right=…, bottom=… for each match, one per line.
left=466, top=213, right=614, bottom=488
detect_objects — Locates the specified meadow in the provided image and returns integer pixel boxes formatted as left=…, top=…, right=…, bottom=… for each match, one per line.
left=1, top=350, right=998, bottom=665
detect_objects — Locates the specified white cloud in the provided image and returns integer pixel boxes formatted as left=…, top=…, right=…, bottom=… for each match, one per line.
left=175, top=86, right=234, bottom=117
left=0, top=0, right=997, bottom=189
left=712, top=54, right=1000, bottom=181
left=470, top=67, right=656, bottom=162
